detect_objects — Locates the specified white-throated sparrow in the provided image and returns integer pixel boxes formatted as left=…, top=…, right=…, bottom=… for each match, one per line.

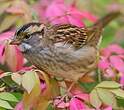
left=10, top=12, right=120, bottom=82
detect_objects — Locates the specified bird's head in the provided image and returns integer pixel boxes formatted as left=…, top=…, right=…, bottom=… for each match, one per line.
left=10, top=22, right=46, bottom=52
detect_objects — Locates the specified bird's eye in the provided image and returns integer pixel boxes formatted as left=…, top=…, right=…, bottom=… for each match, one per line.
left=24, top=34, right=31, bottom=40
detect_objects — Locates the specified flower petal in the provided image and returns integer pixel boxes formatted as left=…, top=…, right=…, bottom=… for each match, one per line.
left=110, top=55, right=124, bottom=73
left=14, top=101, right=24, bottom=110
left=104, top=106, right=112, bottom=110
left=98, top=57, right=110, bottom=70
left=70, top=98, right=86, bottom=110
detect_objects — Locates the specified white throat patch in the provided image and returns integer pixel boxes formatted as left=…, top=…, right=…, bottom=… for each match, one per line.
left=19, top=43, right=32, bottom=52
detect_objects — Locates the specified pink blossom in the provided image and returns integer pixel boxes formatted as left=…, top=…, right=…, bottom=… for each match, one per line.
left=98, top=57, right=110, bottom=70
left=99, top=44, right=124, bottom=85
left=101, top=44, right=124, bottom=57
left=72, top=90, right=89, bottom=102
left=120, top=74, right=124, bottom=86
left=54, top=97, right=69, bottom=108
left=69, top=97, right=87, bottom=110
left=19, top=66, right=33, bottom=71
left=103, top=106, right=112, bottom=110
left=110, top=55, right=124, bottom=73
left=14, top=101, right=24, bottom=110
left=0, top=45, right=5, bottom=63
left=40, top=81, right=46, bottom=92
left=105, top=68, right=115, bottom=78
left=0, top=31, right=14, bottom=63
left=53, top=91, right=94, bottom=109
left=0, top=31, right=13, bottom=41
left=0, top=31, right=24, bottom=72
left=35, top=0, right=97, bottom=27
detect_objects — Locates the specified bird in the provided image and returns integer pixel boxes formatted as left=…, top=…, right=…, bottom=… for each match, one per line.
left=10, top=11, right=120, bottom=83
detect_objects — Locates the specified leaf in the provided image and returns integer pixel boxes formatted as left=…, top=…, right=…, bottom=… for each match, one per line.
left=0, top=92, right=18, bottom=102
left=36, top=98, right=49, bottom=110
left=11, top=73, right=22, bottom=85
left=47, top=104, right=54, bottom=110
left=22, top=71, right=38, bottom=93
left=3, top=43, right=23, bottom=72
left=97, top=88, right=117, bottom=108
left=12, top=92, right=22, bottom=101
left=22, top=72, right=41, bottom=109
left=79, top=81, right=98, bottom=93
left=0, top=14, right=19, bottom=33
left=0, top=99, right=13, bottom=109
left=90, top=89, right=102, bottom=108
left=37, top=70, right=51, bottom=100
left=110, top=89, right=124, bottom=99
left=96, top=81, right=121, bottom=89
left=0, top=107, right=6, bottom=110
left=116, top=97, right=124, bottom=107
left=50, top=78, right=60, bottom=98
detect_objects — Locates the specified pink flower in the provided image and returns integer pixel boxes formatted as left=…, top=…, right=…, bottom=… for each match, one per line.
left=0, top=31, right=14, bottom=63
left=40, top=80, right=46, bottom=92
left=104, top=106, right=112, bottom=110
left=69, top=97, right=87, bottom=110
left=0, top=31, right=24, bottom=72
left=120, top=74, right=124, bottom=86
left=101, top=44, right=124, bottom=57
left=98, top=44, right=124, bottom=86
left=35, top=0, right=97, bottom=27
left=14, top=101, right=24, bottom=110
left=98, top=57, right=110, bottom=70
left=110, top=55, right=124, bottom=73
left=53, top=91, right=94, bottom=109
left=54, top=96, right=70, bottom=108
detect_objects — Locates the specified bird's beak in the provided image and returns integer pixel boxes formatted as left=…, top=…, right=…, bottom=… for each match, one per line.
left=9, top=38, right=21, bottom=45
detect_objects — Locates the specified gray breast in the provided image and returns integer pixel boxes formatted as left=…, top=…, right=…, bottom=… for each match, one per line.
left=23, top=45, right=97, bottom=81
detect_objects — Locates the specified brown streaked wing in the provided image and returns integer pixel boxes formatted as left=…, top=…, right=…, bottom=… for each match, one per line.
left=48, top=24, right=88, bottom=49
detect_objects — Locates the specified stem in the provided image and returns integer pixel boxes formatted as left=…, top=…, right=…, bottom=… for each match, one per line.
left=97, top=69, right=102, bottom=83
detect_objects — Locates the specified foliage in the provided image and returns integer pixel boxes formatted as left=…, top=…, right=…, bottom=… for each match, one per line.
left=0, top=0, right=124, bottom=110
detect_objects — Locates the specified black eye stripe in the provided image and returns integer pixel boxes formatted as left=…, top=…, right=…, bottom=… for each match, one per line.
left=16, top=22, right=41, bottom=36
left=29, top=29, right=44, bottom=36
left=24, top=34, right=30, bottom=39
left=23, top=31, right=44, bottom=40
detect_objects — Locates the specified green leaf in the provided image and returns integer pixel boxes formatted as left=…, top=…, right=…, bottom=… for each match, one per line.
left=79, top=81, right=98, bottom=93
left=11, top=92, right=22, bottom=101
left=50, top=78, right=60, bottom=97
left=110, top=89, right=124, bottom=99
left=0, top=99, right=13, bottom=109
left=0, top=14, right=19, bottom=33
left=90, top=89, right=102, bottom=108
left=0, top=107, right=6, bottom=110
left=47, top=104, right=55, bottom=110
left=23, top=71, right=41, bottom=109
left=0, top=92, right=18, bottom=102
left=117, top=97, right=124, bottom=107
left=97, top=88, right=117, bottom=108
left=96, top=81, right=121, bottom=89
left=22, top=71, right=38, bottom=94
left=11, top=73, right=22, bottom=85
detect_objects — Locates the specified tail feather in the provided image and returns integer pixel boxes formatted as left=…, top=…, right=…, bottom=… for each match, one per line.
left=93, top=11, right=121, bottom=29
left=86, top=11, right=121, bottom=47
